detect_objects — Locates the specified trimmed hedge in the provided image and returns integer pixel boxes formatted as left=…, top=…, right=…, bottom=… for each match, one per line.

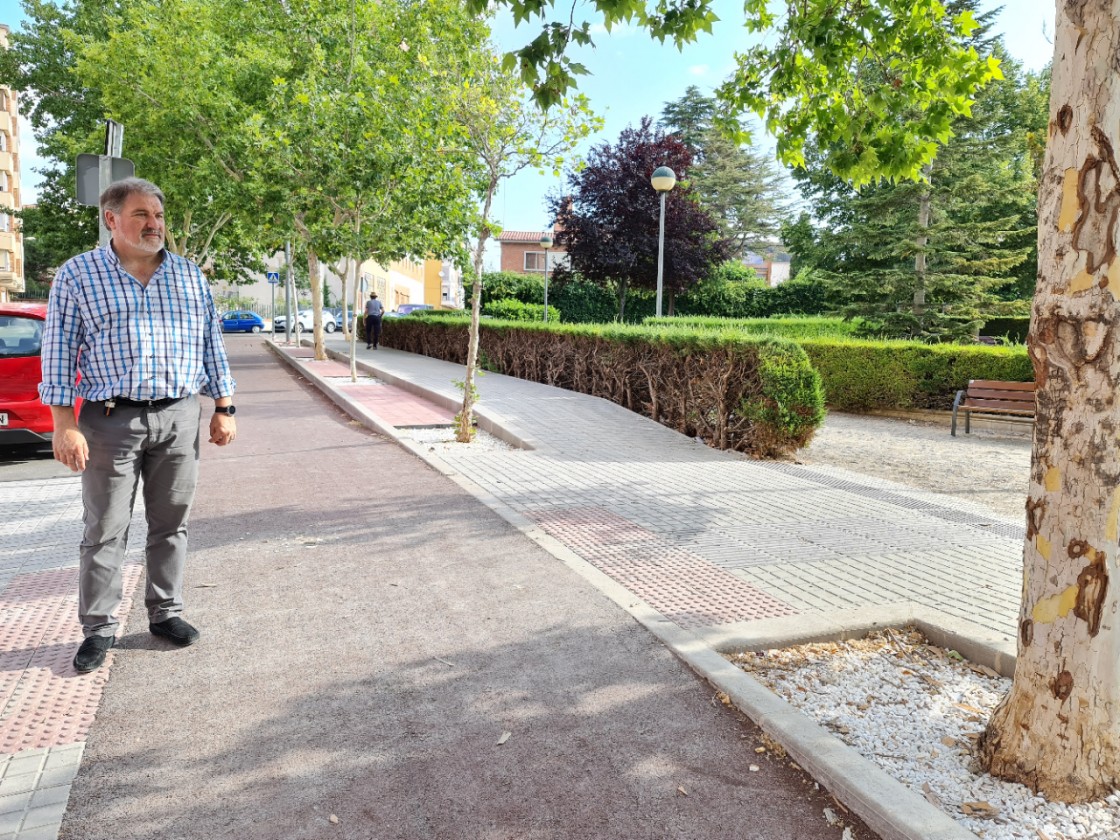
left=646, top=315, right=864, bottom=340
left=798, top=338, right=1033, bottom=412
left=646, top=315, right=1033, bottom=412
left=381, top=317, right=825, bottom=458
left=484, top=298, right=561, bottom=323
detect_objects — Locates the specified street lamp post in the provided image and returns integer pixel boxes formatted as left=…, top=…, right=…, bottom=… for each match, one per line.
left=650, top=166, right=677, bottom=318
left=539, top=231, right=553, bottom=323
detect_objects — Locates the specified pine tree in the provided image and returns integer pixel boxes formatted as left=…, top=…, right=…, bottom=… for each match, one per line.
left=785, top=9, right=1047, bottom=340
left=660, top=87, right=790, bottom=260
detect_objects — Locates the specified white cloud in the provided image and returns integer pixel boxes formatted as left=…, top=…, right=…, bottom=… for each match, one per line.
left=688, top=64, right=709, bottom=76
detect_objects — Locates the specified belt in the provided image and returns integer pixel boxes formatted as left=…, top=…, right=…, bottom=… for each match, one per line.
left=105, top=396, right=184, bottom=408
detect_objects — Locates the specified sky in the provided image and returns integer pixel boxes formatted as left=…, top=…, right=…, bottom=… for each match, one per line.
left=2, top=0, right=1056, bottom=256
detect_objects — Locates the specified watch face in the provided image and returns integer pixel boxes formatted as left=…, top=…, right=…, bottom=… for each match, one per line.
left=219, top=405, right=236, bottom=416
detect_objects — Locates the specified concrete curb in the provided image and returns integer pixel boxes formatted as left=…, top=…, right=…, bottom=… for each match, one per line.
left=268, top=338, right=985, bottom=840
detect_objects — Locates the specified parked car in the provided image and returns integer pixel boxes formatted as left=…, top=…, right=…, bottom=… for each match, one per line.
left=327, top=307, right=353, bottom=329
left=273, top=309, right=336, bottom=333
left=0, top=302, right=80, bottom=445
left=396, top=303, right=434, bottom=316
left=220, top=310, right=266, bottom=333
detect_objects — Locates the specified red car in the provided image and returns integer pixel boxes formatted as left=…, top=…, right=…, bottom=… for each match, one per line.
left=0, top=301, right=77, bottom=445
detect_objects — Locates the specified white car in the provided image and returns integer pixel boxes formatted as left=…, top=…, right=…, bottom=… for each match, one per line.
left=274, top=309, right=336, bottom=333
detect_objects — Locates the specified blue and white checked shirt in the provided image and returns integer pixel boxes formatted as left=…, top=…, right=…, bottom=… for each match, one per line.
left=38, top=245, right=236, bottom=406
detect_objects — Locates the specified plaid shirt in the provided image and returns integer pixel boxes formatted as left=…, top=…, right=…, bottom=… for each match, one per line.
left=38, top=245, right=236, bottom=406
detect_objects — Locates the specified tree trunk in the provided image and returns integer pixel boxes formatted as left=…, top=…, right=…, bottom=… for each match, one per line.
left=977, top=2, right=1120, bottom=803
left=913, top=168, right=931, bottom=316
left=458, top=251, right=485, bottom=443
left=306, top=246, right=326, bottom=361
left=616, top=277, right=628, bottom=322
left=458, top=177, right=498, bottom=444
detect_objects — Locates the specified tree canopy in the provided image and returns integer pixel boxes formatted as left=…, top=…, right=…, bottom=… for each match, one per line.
left=549, top=117, right=731, bottom=320
left=472, top=0, right=1001, bottom=185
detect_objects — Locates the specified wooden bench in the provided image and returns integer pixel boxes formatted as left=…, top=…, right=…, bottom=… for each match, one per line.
left=951, top=379, right=1035, bottom=436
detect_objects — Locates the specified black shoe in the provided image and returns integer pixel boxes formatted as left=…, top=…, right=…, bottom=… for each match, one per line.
left=74, top=635, right=115, bottom=673
left=150, top=617, right=200, bottom=647
left=366, top=344, right=371, bottom=349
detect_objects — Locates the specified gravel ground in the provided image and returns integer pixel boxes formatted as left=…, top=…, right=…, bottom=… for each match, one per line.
left=734, top=631, right=1120, bottom=840
left=796, top=412, right=1033, bottom=521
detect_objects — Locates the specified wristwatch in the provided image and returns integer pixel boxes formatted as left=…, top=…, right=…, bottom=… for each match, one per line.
left=214, top=405, right=237, bottom=416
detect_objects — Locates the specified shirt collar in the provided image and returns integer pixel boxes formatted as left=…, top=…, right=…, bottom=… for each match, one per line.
left=101, top=242, right=169, bottom=271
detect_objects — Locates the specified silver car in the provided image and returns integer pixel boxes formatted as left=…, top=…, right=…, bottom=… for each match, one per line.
left=274, top=309, right=336, bottom=333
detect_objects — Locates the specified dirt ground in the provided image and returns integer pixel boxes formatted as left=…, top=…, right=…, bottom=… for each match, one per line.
left=795, top=412, right=1032, bottom=521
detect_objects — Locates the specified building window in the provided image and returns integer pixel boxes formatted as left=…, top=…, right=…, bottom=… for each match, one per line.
left=0, top=132, right=7, bottom=152
left=0, top=251, right=10, bottom=271
left=0, top=213, right=8, bottom=232
left=524, top=251, right=546, bottom=272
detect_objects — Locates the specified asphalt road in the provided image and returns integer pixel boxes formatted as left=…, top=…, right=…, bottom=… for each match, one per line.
left=0, top=443, right=71, bottom=482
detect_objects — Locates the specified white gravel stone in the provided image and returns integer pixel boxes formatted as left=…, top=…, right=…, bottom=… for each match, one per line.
left=733, top=631, right=1119, bottom=839
left=405, top=426, right=513, bottom=453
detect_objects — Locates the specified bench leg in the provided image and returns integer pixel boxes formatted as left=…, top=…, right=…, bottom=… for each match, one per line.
left=951, top=406, right=958, bottom=437
left=965, top=411, right=971, bottom=435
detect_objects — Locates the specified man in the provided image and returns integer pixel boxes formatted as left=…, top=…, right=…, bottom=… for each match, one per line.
left=364, top=291, right=384, bottom=349
left=39, top=177, right=237, bottom=674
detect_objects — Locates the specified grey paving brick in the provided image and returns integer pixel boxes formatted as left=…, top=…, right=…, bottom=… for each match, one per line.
left=21, top=801, right=66, bottom=830
left=16, top=823, right=64, bottom=840
left=2, top=758, right=44, bottom=782
left=41, top=747, right=82, bottom=774
left=0, top=811, right=20, bottom=835
left=28, top=785, right=69, bottom=810
left=0, top=777, right=37, bottom=799
left=0, top=794, right=30, bottom=817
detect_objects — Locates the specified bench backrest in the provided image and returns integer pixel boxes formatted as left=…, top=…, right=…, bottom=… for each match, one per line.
left=964, top=379, right=1035, bottom=412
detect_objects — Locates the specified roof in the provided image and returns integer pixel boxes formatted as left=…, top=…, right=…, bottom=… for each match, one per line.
left=0, top=302, right=47, bottom=318
left=496, top=231, right=551, bottom=244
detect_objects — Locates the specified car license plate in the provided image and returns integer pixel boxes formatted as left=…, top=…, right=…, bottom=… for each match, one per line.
left=0, top=413, right=7, bottom=426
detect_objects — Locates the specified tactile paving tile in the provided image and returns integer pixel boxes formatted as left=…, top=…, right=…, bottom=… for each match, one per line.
left=531, top=507, right=797, bottom=629
left=0, top=564, right=143, bottom=753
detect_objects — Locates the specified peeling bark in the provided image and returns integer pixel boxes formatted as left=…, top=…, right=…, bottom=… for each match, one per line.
left=976, top=1, right=1120, bottom=802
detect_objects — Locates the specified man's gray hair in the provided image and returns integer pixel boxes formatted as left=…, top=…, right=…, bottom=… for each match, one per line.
left=99, top=178, right=165, bottom=215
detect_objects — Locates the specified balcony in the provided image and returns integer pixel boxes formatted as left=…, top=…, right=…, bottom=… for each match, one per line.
left=0, top=271, right=24, bottom=294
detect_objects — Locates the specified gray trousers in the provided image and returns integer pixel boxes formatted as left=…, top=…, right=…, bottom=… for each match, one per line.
left=78, top=396, right=201, bottom=638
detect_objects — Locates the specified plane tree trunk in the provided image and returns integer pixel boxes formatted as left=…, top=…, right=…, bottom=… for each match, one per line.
left=977, top=0, right=1120, bottom=803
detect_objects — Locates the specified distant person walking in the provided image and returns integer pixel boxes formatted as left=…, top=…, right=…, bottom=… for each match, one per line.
left=39, top=177, right=238, bottom=674
left=365, top=292, right=384, bottom=349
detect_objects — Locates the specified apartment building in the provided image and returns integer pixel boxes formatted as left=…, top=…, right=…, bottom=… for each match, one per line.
left=211, top=253, right=463, bottom=317
left=0, top=24, right=24, bottom=301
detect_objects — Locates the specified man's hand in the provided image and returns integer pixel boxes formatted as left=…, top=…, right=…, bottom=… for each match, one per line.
left=209, top=412, right=237, bottom=446
left=50, top=406, right=88, bottom=472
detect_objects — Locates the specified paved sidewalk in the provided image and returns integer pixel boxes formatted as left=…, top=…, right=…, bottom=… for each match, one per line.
left=312, top=335, right=1022, bottom=645
left=58, top=339, right=887, bottom=840
left=268, top=334, right=1027, bottom=840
